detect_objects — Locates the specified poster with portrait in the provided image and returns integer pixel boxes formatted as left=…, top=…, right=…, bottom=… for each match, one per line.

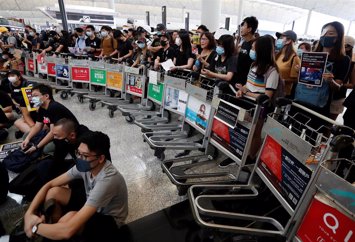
left=185, top=96, right=211, bottom=130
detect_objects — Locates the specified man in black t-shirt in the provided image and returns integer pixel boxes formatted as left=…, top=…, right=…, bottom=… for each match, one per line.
left=0, top=90, right=14, bottom=122
left=154, top=33, right=176, bottom=70
left=114, top=30, right=133, bottom=62
left=22, top=84, right=78, bottom=154
left=236, top=16, right=259, bottom=85
left=85, top=25, right=101, bottom=56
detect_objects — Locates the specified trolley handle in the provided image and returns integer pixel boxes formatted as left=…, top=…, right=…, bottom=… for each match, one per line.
left=331, top=125, right=354, bottom=137
left=275, top=97, right=292, bottom=107
left=329, top=135, right=354, bottom=152
left=256, top=94, right=269, bottom=106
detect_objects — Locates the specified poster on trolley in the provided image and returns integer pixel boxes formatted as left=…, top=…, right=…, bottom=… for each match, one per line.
left=185, top=96, right=211, bottom=130
left=56, top=64, right=70, bottom=80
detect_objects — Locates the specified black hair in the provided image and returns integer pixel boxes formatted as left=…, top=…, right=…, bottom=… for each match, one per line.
left=197, top=25, right=209, bottom=33
left=298, top=42, right=312, bottom=52
left=178, top=30, right=192, bottom=60
left=218, top=35, right=236, bottom=59
left=75, top=28, right=84, bottom=33
left=315, top=21, right=345, bottom=61
left=101, top=25, right=112, bottom=32
left=113, top=30, right=124, bottom=39
left=32, top=84, right=53, bottom=100
left=79, top=131, right=111, bottom=161
left=54, top=118, right=78, bottom=133
left=86, top=25, right=95, bottom=31
left=253, top=36, right=277, bottom=76
left=242, top=16, right=259, bottom=34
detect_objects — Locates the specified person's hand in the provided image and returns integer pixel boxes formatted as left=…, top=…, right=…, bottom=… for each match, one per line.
left=118, top=57, right=123, bottom=62
left=236, top=90, right=243, bottom=98
left=24, top=213, right=44, bottom=238
left=170, top=66, right=178, bottom=71
left=322, top=72, right=334, bottom=82
left=25, top=145, right=37, bottom=155
left=294, top=64, right=300, bottom=71
left=192, top=65, right=198, bottom=72
left=21, top=139, right=30, bottom=150
left=201, top=68, right=211, bottom=76
left=235, top=84, right=247, bottom=94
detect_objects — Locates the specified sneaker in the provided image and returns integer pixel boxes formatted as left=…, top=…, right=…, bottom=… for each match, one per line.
left=218, top=158, right=235, bottom=168
left=14, top=131, right=24, bottom=139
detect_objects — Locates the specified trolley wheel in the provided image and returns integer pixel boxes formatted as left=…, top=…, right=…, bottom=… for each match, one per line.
left=101, top=103, right=105, bottom=107
left=125, top=115, right=134, bottom=123
left=78, top=96, right=84, bottom=103
left=129, top=97, right=133, bottom=104
left=60, top=91, right=68, bottom=100
left=177, top=185, right=188, bottom=196
left=109, top=90, right=115, bottom=97
left=157, top=152, right=165, bottom=161
left=89, top=102, right=96, bottom=111
left=147, top=100, right=155, bottom=111
left=164, top=110, right=172, bottom=122
left=109, top=109, right=115, bottom=118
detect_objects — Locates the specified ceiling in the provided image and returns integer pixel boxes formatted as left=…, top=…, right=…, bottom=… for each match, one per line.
left=0, top=0, right=352, bottom=28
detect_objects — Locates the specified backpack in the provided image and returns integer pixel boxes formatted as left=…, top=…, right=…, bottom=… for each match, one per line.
left=294, top=81, right=329, bottom=108
left=264, top=67, right=285, bottom=107
left=2, top=130, right=47, bottom=173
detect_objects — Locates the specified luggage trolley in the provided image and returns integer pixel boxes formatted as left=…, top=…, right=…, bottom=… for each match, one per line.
left=46, top=55, right=57, bottom=83
left=55, top=55, right=71, bottom=86
left=117, top=65, right=155, bottom=122
left=36, top=52, right=48, bottom=79
left=143, top=74, right=217, bottom=161
left=187, top=98, right=343, bottom=241
left=25, top=51, right=36, bottom=77
left=161, top=93, right=269, bottom=195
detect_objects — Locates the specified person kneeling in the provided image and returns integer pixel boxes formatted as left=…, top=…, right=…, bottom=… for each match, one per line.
left=24, top=131, right=128, bottom=241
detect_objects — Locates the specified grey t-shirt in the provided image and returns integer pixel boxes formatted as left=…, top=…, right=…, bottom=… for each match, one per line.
left=67, top=160, right=128, bottom=227
left=6, top=36, right=17, bottom=54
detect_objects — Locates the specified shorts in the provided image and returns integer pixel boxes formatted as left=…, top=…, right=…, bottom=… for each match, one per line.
left=330, top=98, right=345, bottom=115
left=65, top=179, right=87, bottom=212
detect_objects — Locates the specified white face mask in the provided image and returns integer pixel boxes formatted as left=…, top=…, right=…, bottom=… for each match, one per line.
left=31, top=96, right=43, bottom=108
left=86, top=31, right=93, bottom=37
left=8, top=76, right=17, bottom=83
left=175, top=37, right=182, bottom=46
left=101, top=31, right=108, bottom=37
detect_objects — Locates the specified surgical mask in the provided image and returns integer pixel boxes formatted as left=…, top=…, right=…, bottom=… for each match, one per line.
left=86, top=31, right=93, bottom=37
left=29, top=32, right=35, bottom=37
left=31, top=96, right=43, bottom=108
left=320, top=36, right=336, bottom=48
left=101, top=31, right=108, bottom=37
left=8, top=76, right=17, bottom=83
left=216, top=46, right=225, bottom=56
left=175, top=37, right=181, bottom=46
left=275, top=39, right=284, bottom=50
left=75, top=158, right=94, bottom=172
left=79, top=35, right=85, bottom=39
left=249, top=49, right=257, bottom=61
left=297, top=49, right=304, bottom=57
left=160, top=40, right=167, bottom=47
left=137, top=43, right=145, bottom=49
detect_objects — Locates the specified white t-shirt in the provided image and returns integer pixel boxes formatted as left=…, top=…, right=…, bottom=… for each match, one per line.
left=246, top=66, right=279, bottom=93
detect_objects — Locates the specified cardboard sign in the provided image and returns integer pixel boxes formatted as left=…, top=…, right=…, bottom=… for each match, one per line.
left=72, top=66, right=90, bottom=82
left=297, top=196, right=355, bottom=242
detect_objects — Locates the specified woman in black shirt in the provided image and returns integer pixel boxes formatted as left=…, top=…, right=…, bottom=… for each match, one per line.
left=171, top=30, right=195, bottom=70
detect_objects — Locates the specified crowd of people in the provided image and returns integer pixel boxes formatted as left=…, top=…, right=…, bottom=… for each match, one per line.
left=0, top=15, right=354, bottom=242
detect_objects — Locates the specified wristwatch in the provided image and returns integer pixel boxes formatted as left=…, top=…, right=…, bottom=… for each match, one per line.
left=32, top=222, right=42, bottom=235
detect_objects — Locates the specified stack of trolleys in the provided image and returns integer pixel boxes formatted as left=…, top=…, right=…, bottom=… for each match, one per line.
left=187, top=98, right=348, bottom=242
left=161, top=93, right=269, bottom=196
left=35, top=50, right=48, bottom=79
left=142, top=73, right=218, bottom=162
left=46, top=55, right=57, bottom=83
left=116, top=64, right=155, bottom=122
left=25, top=51, right=36, bottom=77
left=54, top=54, right=71, bottom=86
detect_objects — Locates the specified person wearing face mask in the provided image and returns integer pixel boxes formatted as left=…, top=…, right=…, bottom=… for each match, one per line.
left=3, top=70, right=36, bottom=139
left=132, top=38, right=152, bottom=68
left=275, top=30, right=301, bottom=99
left=201, top=34, right=238, bottom=94
left=170, top=30, right=196, bottom=71
left=297, top=21, right=351, bottom=119
left=112, top=30, right=133, bottom=62
left=40, top=31, right=60, bottom=56
left=99, top=26, right=118, bottom=58
left=170, top=30, right=179, bottom=51
left=85, top=25, right=101, bottom=56
left=22, top=84, right=79, bottom=156
left=154, top=33, right=176, bottom=71
left=74, top=27, right=87, bottom=53
left=24, top=131, right=128, bottom=242
left=1, top=29, right=17, bottom=54
left=297, top=42, right=311, bottom=57
left=0, top=89, right=14, bottom=141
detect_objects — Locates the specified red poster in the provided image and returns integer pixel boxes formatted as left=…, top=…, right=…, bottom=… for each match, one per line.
left=28, top=59, right=34, bottom=72
left=126, top=84, right=142, bottom=95
left=72, top=67, right=90, bottom=82
left=297, top=197, right=355, bottom=242
left=47, top=63, right=56, bottom=75
left=212, top=118, right=230, bottom=143
left=260, top=136, right=282, bottom=181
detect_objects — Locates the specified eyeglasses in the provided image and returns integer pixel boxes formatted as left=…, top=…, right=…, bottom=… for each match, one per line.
left=200, top=38, right=208, bottom=41
left=75, top=150, right=99, bottom=161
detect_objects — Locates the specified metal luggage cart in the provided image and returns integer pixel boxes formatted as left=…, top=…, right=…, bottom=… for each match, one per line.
left=143, top=74, right=217, bottom=161
left=35, top=51, right=48, bottom=79
left=116, top=65, right=155, bottom=121
left=25, top=51, right=36, bottom=77
left=187, top=98, right=344, bottom=241
left=161, top=93, right=269, bottom=195
left=290, top=134, right=355, bottom=241
left=55, top=55, right=71, bottom=86
left=46, top=55, right=57, bottom=83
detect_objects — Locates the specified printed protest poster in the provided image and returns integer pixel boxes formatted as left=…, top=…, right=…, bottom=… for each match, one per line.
left=164, top=87, right=179, bottom=110
left=298, top=52, right=328, bottom=87
left=21, top=87, right=37, bottom=112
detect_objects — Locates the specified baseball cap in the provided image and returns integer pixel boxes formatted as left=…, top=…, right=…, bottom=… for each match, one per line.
left=0, top=26, right=8, bottom=33
left=276, top=30, right=297, bottom=42
left=344, top=36, right=355, bottom=48
left=8, top=69, right=21, bottom=76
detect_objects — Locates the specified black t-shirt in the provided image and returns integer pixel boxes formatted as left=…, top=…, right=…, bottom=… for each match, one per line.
left=236, top=40, right=254, bottom=85
left=195, top=50, right=217, bottom=72
left=36, top=100, right=78, bottom=126
left=329, top=55, right=351, bottom=100
left=85, top=37, right=101, bottom=51
left=10, top=80, right=32, bottom=107
left=175, top=48, right=195, bottom=66
left=59, top=37, right=70, bottom=53
left=0, top=90, right=13, bottom=108
left=117, top=39, right=133, bottom=58
left=157, top=46, right=176, bottom=62
left=215, top=55, right=238, bottom=85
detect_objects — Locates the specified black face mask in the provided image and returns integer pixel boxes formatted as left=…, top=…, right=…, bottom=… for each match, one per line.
left=160, top=40, right=167, bottom=47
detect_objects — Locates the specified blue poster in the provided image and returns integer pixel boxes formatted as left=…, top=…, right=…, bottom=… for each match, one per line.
left=56, top=64, right=70, bottom=79
left=185, top=96, right=211, bottom=130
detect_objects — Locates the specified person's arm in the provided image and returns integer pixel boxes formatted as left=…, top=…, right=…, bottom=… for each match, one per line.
left=201, top=69, right=234, bottom=81
left=148, top=45, right=162, bottom=53
left=24, top=172, right=72, bottom=239
left=22, top=121, right=43, bottom=149
left=25, top=124, right=54, bottom=154
left=55, top=45, right=64, bottom=53
left=120, top=49, right=133, bottom=61
left=2, top=105, right=12, bottom=113
left=21, top=107, right=35, bottom=128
